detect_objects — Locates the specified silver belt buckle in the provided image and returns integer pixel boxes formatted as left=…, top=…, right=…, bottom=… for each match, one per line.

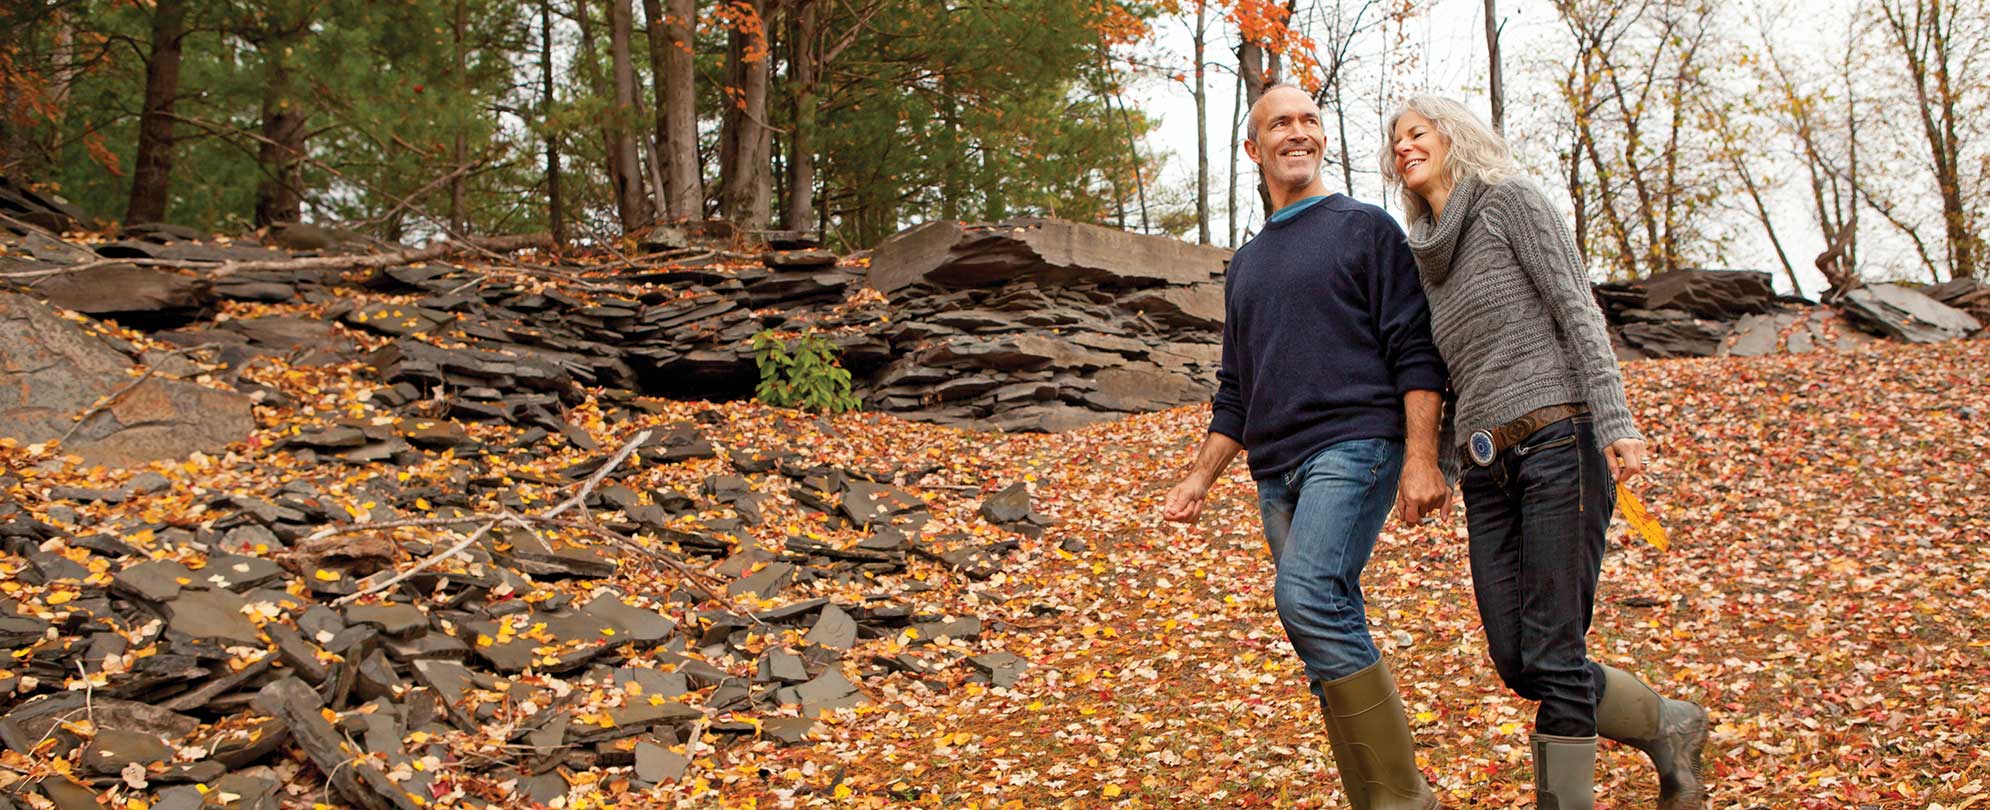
left=1468, top=429, right=1497, bottom=467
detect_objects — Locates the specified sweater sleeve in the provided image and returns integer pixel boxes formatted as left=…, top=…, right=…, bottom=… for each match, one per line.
left=1209, top=267, right=1247, bottom=444
left=1368, top=215, right=1450, bottom=396
left=1496, top=184, right=1643, bottom=447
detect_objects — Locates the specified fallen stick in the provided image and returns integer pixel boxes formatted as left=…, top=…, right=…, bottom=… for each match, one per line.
left=332, top=517, right=502, bottom=607
left=331, top=429, right=651, bottom=606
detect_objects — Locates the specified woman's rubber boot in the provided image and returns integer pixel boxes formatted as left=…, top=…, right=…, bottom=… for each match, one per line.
left=1595, top=665, right=1710, bottom=809
left=1532, top=734, right=1597, bottom=810
left=1320, top=661, right=1438, bottom=809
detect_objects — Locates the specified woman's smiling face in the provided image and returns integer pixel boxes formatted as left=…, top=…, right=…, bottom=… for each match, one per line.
left=1392, top=111, right=1451, bottom=198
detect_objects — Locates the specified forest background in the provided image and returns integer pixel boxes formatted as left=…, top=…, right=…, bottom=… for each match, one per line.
left=1, top=0, right=1984, bottom=299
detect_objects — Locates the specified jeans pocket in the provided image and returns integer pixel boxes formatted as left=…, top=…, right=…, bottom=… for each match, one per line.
left=1515, top=430, right=1577, bottom=457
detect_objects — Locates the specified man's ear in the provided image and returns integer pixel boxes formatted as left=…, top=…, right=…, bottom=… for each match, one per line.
left=1243, top=137, right=1262, bottom=167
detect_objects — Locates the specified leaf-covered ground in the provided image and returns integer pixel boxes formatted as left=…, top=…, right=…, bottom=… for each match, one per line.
left=4, top=293, right=1983, bottom=809
left=708, top=339, right=1989, bottom=809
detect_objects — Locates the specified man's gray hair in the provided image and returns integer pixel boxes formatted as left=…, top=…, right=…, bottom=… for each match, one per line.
left=1244, top=82, right=1315, bottom=144
left=1379, top=95, right=1519, bottom=222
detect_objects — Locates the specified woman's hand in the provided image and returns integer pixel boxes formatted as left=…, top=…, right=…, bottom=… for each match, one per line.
left=1605, top=438, right=1647, bottom=483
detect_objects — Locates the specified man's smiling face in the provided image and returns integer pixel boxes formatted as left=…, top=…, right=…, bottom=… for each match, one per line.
left=1246, top=87, right=1327, bottom=193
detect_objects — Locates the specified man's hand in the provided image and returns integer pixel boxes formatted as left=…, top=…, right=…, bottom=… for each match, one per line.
left=1161, top=477, right=1212, bottom=525
left=1604, top=438, right=1647, bottom=483
left=1163, top=432, right=1244, bottom=526
left=1396, top=458, right=1451, bottom=525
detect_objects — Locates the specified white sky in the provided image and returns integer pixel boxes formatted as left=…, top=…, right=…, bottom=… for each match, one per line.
left=1131, top=0, right=1880, bottom=297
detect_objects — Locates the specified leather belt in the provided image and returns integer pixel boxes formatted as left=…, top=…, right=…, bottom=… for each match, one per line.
left=1467, top=403, right=1589, bottom=466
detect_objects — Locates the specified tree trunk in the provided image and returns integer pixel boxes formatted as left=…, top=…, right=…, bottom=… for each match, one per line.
left=1192, top=0, right=1209, bottom=244
left=606, top=0, right=651, bottom=233
left=1238, top=40, right=1271, bottom=215
left=450, top=0, right=468, bottom=233
left=1881, top=0, right=1978, bottom=280
left=784, top=0, right=819, bottom=231
left=126, top=0, right=187, bottom=225
left=1485, top=0, right=1504, bottom=133
left=254, top=29, right=306, bottom=227
left=720, top=0, right=773, bottom=227
left=542, top=0, right=565, bottom=246
left=655, top=0, right=701, bottom=220
left=1332, top=94, right=1352, bottom=194
left=642, top=0, right=671, bottom=218
left=1226, top=65, right=1242, bottom=246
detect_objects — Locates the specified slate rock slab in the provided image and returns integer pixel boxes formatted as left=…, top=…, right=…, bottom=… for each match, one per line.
left=1639, top=269, right=1778, bottom=320
left=866, top=219, right=1228, bottom=294
left=253, top=677, right=424, bottom=810
left=1619, top=315, right=1729, bottom=358
left=978, top=482, right=1036, bottom=525
left=0, top=292, right=255, bottom=467
left=761, top=716, right=817, bottom=746
left=581, top=592, right=676, bottom=643
left=967, top=652, right=1028, bottom=688
left=634, top=739, right=691, bottom=783
left=163, top=588, right=264, bottom=648
left=1840, top=283, right=1983, bottom=343
left=803, top=604, right=858, bottom=651
left=31, top=264, right=207, bottom=320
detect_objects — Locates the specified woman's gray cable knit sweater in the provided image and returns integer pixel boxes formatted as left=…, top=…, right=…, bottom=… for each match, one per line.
left=1404, top=175, right=1642, bottom=466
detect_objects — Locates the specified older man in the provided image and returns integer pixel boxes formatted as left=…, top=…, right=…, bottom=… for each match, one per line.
left=1161, top=85, right=1447, bottom=809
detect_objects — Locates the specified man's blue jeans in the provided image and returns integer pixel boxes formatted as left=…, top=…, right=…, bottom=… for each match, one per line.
left=1256, top=437, right=1405, bottom=687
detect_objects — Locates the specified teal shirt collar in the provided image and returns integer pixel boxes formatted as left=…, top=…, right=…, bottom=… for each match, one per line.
left=1268, top=194, right=1329, bottom=224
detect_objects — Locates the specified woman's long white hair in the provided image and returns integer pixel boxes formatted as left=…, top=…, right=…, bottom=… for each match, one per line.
left=1379, top=96, right=1518, bottom=223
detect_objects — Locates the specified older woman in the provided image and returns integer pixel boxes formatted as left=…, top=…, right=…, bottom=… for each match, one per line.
left=1379, top=96, right=1708, bottom=810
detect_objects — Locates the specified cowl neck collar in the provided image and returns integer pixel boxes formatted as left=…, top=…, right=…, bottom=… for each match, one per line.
left=1405, top=175, right=1484, bottom=286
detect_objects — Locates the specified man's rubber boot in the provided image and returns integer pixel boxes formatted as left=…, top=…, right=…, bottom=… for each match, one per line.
left=1532, top=734, right=1598, bottom=810
left=1315, top=684, right=1370, bottom=810
left=1596, top=665, right=1710, bottom=809
left=1320, top=661, right=1438, bottom=809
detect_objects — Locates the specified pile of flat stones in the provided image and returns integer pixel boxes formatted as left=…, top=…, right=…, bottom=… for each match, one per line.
left=1596, top=269, right=1982, bottom=359
left=2, top=215, right=1228, bottom=435
left=0, top=419, right=1047, bottom=809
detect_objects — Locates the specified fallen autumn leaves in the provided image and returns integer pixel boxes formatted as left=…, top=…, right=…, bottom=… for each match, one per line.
left=3, top=322, right=1985, bottom=808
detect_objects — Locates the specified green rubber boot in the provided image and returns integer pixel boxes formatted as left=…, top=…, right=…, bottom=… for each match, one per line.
left=1315, top=683, right=1370, bottom=810
left=1596, top=665, right=1710, bottom=809
left=1320, top=661, right=1438, bottom=809
left=1532, top=734, right=1597, bottom=810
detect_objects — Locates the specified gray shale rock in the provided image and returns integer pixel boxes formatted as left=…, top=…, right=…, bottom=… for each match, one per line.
left=0, top=292, right=254, bottom=467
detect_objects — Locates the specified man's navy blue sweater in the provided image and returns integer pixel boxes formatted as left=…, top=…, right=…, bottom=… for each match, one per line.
left=1210, top=194, right=1449, bottom=481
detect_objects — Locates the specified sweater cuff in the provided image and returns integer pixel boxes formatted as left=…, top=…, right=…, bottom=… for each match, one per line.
left=1591, top=400, right=1643, bottom=449
left=1393, top=361, right=1448, bottom=397
left=1209, top=410, right=1246, bottom=445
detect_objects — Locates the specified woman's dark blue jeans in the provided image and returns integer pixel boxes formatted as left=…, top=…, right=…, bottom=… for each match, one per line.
left=1460, top=414, right=1614, bottom=737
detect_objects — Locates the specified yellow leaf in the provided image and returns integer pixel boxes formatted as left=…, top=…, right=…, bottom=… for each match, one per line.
left=1617, top=484, right=1670, bottom=551
left=46, top=592, right=74, bottom=605
left=1103, top=784, right=1123, bottom=798
left=314, top=569, right=340, bottom=582
left=832, top=784, right=853, bottom=799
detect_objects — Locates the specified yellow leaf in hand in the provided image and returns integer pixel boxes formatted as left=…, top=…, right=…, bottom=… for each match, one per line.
left=1617, top=484, right=1670, bottom=551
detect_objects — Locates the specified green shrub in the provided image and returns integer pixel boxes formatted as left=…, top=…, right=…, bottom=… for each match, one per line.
left=750, top=330, right=862, bottom=413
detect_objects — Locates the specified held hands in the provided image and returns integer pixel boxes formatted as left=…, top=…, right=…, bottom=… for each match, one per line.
left=1396, top=458, right=1452, bottom=525
left=1161, top=477, right=1212, bottom=525
left=1604, top=438, right=1648, bottom=483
